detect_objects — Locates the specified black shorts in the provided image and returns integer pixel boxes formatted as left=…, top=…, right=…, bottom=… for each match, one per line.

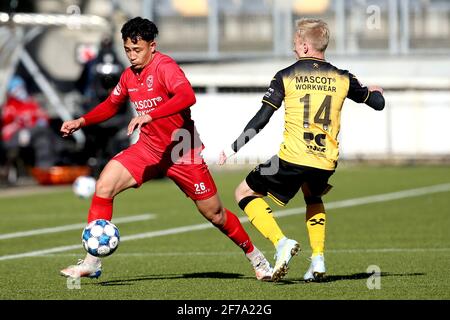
left=246, top=155, right=334, bottom=206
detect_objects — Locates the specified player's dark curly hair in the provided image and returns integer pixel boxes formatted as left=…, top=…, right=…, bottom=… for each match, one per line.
left=121, top=17, right=159, bottom=43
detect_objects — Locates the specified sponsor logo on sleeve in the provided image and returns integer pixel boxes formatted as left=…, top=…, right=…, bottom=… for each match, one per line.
left=264, top=87, right=274, bottom=98
left=113, top=83, right=121, bottom=96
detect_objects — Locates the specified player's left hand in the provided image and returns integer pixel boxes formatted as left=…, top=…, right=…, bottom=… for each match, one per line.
left=127, top=114, right=152, bottom=135
left=218, top=150, right=227, bottom=165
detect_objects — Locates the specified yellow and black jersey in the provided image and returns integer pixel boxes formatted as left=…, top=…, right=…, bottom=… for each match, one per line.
left=262, top=57, right=370, bottom=170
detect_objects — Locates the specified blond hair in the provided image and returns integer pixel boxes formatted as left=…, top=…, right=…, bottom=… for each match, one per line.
left=295, top=18, right=330, bottom=52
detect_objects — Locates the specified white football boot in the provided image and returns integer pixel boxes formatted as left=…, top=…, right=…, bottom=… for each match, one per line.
left=303, top=254, right=326, bottom=282
left=60, top=259, right=102, bottom=279
left=272, top=238, right=300, bottom=282
left=246, top=247, right=273, bottom=281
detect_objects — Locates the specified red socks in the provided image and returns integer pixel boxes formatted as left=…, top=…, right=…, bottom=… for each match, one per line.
left=219, top=208, right=255, bottom=254
left=87, top=194, right=113, bottom=223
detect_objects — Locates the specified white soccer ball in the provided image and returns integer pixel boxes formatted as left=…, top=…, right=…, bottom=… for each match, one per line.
left=82, top=219, right=120, bottom=257
left=72, top=176, right=96, bottom=199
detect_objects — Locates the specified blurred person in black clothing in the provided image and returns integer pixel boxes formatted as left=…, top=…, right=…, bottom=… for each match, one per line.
left=75, top=36, right=132, bottom=177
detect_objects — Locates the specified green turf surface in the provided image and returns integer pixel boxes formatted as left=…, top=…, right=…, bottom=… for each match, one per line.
left=0, top=165, right=449, bottom=300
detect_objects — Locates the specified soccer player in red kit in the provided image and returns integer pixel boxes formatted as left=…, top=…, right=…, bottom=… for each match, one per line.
left=59, top=17, right=273, bottom=281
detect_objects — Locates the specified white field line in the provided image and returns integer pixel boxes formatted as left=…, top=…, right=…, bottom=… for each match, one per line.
left=273, top=182, right=450, bottom=218
left=34, top=247, right=450, bottom=258
left=0, top=183, right=449, bottom=262
left=0, top=214, right=156, bottom=240
left=328, top=248, right=450, bottom=253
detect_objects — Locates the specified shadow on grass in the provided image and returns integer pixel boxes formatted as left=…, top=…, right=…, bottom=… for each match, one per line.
left=94, top=272, right=245, bottom=286
left=89, top=271, right=425, bottom=286
left=274, top=272, right=426, bottom=285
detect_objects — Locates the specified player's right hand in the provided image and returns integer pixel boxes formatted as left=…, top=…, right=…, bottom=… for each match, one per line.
left=218, top=150, right=227, bottom=166
left=60, top=118, right=85, bottom=137
left=127, top=114, right=152, bottom=136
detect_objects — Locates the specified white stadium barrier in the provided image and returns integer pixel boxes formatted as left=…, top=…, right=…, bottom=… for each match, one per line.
left=191, top=91, right=450, bottom=164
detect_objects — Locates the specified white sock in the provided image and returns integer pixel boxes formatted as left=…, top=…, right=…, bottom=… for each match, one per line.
left=84, top=253, right=101, bottom=265
left=246, top=246, right=264, bottom=267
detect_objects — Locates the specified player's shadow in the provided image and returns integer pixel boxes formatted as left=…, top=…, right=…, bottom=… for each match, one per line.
left=91, top=271, right=425, bottom=286
left=94, top=272, right=245, bottom=286
left=274, top=271, right=426, bottom=285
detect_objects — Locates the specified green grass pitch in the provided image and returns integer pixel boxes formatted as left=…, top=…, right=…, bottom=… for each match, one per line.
left=0, top=165, right=449, bottom=300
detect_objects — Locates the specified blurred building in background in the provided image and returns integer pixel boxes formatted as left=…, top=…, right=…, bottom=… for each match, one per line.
left=0, top=0, right=449, bottom=184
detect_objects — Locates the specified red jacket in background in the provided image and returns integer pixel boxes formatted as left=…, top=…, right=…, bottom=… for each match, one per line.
left=1, top=96, right=50, bottom=142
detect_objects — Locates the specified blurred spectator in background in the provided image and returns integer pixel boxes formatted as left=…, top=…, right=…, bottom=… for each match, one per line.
left=75, top=36, right=132, bottom=177
left=0, top=75, right=58, bottom=183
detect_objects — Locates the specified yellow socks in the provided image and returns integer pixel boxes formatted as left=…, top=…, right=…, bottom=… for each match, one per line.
left=243, top=197, right=285, bottom=247
left=306, top=203, right=326, bottom=256
left=240, top=196, right=326, bottom=255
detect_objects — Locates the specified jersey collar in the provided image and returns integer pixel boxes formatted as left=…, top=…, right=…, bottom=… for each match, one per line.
left=298, top=57, right=325, bottom=62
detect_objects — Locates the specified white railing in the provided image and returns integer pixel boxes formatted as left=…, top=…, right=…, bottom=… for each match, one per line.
left=191, top=91, right=450, bottom=164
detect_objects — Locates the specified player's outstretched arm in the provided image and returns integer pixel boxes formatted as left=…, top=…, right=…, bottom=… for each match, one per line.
left=60, top=117, right=85, bottom=137
left=366, top=86, right=385, bottom=111
left=218, top=103, right=276, bottom=165
left=348, top=74, right=385, bottom=111
left=61, top=97, right=122, bottom=137
left=82, top=96, right=122, bottom=126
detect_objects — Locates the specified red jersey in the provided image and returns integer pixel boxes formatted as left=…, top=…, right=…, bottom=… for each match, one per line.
left=109, top=52, right=202, bottom=155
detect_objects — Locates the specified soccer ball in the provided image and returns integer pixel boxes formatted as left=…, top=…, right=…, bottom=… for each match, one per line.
left=73, top=176, right=96, bottom=199
left=82, top=219, right=120, bottom=257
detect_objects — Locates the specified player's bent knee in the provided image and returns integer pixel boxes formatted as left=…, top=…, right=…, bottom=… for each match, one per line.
left=210, top=212, right=225, bottom=226
left=196, top=200, right=224, bottom=226
left=238, top=196, right=259, bottom=211
left=234, top=185, right=246, bottom=203
left=205, top=208, right=225, bottom=226
left=234, top=180, right=255, bottom=203
left=94, top=179, right=116, bottom=198
left=95, top=160, right=137, bottom=198
left=304, top=196, right=323, bottom=205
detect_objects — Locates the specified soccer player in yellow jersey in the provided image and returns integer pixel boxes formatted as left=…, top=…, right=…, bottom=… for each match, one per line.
left=219, top=18, right=385, bottom=282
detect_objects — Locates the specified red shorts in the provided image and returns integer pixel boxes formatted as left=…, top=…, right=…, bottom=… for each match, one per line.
left=112, top=142, right=217, bottom=201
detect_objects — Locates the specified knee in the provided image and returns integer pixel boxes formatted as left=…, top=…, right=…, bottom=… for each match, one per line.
left=234, top=181, right=250, bottom=203
left=95, top=178, right=115, bottom=198
left=234, top=186, right=243, bottom=204
left=202, top=205, right=225, bottom=226
left=304, top=195, right=323, bottom=205
left=210, top=211, right=225, bottom=227
left=235, top=181, right=262, bottom=211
